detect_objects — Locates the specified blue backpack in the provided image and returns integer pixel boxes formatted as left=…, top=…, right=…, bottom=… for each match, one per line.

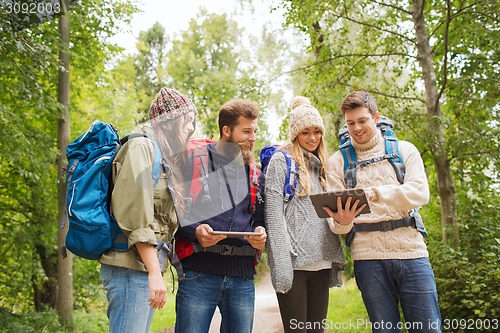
left=259, top=145, right=299, bottom=202
left=338, top=116, right=427, bottom=246
left=62, top=121, right=163, bottom=260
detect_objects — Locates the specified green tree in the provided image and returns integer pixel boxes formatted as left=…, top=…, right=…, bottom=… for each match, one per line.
left=164, top=10, right=265, bottom=138
left=133, top=22, right=169, bottom=121
left=0, top=0, right=139, bottom=321
left=276, top=0, right=499, bottom=321
left=276, top=0, right=499, bottom=244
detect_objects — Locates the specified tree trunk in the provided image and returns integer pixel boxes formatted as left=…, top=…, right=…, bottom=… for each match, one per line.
left=33, top=241, right=58, bottom=311
left=56, top=0, right=73, bottom=326
left=411, top=0, right=459, bottom=246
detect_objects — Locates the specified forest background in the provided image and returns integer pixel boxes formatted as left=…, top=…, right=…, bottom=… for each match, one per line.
left=0, top=0, right=498, bottom=332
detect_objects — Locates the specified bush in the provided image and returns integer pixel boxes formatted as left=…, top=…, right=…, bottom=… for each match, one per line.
left=430, top=212, right=499, bottom=332
left=0, top=308, right=65, bottom=333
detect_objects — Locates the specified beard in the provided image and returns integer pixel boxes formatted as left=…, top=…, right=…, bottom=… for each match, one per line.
left=227, top=134, right=254, bottom=165
left=239, top=142, right=255, bottom=165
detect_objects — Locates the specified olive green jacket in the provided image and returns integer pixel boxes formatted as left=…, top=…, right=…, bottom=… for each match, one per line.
left=99, top=127, right=178, bottom=272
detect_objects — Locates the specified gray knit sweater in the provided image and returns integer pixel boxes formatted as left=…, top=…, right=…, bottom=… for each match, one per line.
left=264, top=149, right=345, bottom=293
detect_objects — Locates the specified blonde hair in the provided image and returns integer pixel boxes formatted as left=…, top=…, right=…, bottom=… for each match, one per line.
left=282, top=138, right=328, bottom=197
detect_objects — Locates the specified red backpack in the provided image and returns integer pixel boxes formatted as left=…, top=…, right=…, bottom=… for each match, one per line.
left=175, top=138, right=262, bottom=262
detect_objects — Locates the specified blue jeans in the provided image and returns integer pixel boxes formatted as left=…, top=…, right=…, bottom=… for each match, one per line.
left=175, top=270, right=255, bottom=333
left=100, top=264, right=154, bottom=333
left=354, top=258, right=441, bottom=333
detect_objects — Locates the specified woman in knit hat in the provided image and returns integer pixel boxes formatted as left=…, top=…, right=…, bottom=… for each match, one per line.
left=264, top=96, right=345, bottom=333
left=99, top=87, right=197, bottom=333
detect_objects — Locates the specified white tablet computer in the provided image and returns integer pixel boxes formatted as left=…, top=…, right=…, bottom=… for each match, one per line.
left=309, top=188, right=371, bottom=218
left=211, top=231, right=264, bottom=238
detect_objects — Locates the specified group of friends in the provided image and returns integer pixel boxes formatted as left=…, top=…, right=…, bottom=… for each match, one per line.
left=99, top=87, right=442, bottom=333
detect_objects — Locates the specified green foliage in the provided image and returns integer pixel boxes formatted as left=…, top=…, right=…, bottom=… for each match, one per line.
left=0, top=8, right=60, bottom=312
left=0, top=308, right=64, bottom=333
left=132, top=21, right=169, bottom=121
left=72, top=258, right=107, bottom=311
left=277, top=0, right=500, bottom=326
left=0, top=0, right=139, bottom=315
left=0, top=306, right=110, bottom=333
left=430, top=196, right=500, bottom=325
left=164, top=10, right=265, bottom=138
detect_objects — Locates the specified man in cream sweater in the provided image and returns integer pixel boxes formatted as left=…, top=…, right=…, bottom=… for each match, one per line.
left=324, top=91, right=441, bottom=333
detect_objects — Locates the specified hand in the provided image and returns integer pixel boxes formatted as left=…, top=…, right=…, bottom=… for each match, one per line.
left=135, top=243, right=167, bottom=309
left=323, top=196, right=366, bottom=226
left=245, top=226, right=267, bottom=250
left=195, top=224, right=226, bottom=247
left=147, top=271, right=167, bottom=310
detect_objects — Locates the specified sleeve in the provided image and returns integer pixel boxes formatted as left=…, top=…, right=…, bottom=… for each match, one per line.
left=111, top=138, right=157, bottom=247
left=367, top=141, right=430, bottom=210
left=175, top=218, right=200, bottom=243
left=325, top=152, right=354, bottom=235
left=264, top=152, right=294, bottom=293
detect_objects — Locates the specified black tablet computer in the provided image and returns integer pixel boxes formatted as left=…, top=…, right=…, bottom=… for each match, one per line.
left=309, top=188, right=371, bottom=218
left=211, top=231, right=264, bottom=238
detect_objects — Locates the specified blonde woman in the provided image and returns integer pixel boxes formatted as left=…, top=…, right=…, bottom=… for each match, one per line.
left=265, top=96, right=345, bottom=333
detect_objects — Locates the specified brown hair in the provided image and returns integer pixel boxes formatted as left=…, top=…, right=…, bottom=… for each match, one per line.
left=340, top=91, right=378, bottom=116
left=218, top=99, right=259, bottom=137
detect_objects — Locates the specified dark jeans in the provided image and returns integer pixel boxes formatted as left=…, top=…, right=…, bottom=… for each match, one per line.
left=354, top=258, right=441, bottom=333
left=276, top=269, right=330, bottom=333
left=174, top=270, right=255, bottom=333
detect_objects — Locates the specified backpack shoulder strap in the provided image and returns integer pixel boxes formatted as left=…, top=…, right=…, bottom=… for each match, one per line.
left=188, top=144, right=212, bottom=205
left=120, top=132, right=163, bottom=186
left=379, top=123, right=405, bottom=184
left=280, top=150, right=299, bottom=202
left=249, top=162, right=262, bottom=212
left=339, top=140, right=358, bottom=189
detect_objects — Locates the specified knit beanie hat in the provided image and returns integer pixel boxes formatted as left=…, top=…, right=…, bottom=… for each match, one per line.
left=149, top=88, right=197, bottom=125
left=289, top=96, right=325, bottom=142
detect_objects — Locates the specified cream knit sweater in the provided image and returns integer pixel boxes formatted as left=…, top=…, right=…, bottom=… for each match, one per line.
left=326, top=131, right=429, bottom=261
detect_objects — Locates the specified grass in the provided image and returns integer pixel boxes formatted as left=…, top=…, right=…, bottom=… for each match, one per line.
left=325, top=278, right=370, bottom=333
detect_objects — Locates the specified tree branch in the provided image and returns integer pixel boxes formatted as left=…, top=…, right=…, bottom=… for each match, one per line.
left=332, top=9, right=415, bottom=44
left=329, top=56, right=369, bottom=91
left=436, top=0, right=451, bottom=110
left=265, top=52, right=418, bottom=84
left=367, top=0, right=412, bottom=15
left=337, top=82, right=426, bottom=104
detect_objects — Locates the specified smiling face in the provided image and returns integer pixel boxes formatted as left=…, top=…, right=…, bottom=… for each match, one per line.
left=296, top=126, right=322, bottom=152
left=220, top=115, right=259, bottom=164
left=345, top=106, right=380, bottom=144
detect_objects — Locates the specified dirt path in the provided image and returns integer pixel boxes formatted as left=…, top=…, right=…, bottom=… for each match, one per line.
left=209, top=272, right=284, bottom=333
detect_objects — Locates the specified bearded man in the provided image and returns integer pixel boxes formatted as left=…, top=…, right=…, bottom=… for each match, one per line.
left=174, top=99, right=267, bottom=333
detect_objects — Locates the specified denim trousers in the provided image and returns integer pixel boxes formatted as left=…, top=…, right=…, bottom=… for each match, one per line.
left=174, top=270, right=255, bottom=333
left=354, top=258, right=442, bottom=333
left=100, top=264, right=155, bottom=333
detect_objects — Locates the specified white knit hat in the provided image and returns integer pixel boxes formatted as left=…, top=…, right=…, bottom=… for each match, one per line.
left=289, top=96, right=325, bottom=142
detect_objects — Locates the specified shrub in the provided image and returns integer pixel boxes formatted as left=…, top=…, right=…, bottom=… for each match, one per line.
left=430, top=211, right=499, bottom=332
